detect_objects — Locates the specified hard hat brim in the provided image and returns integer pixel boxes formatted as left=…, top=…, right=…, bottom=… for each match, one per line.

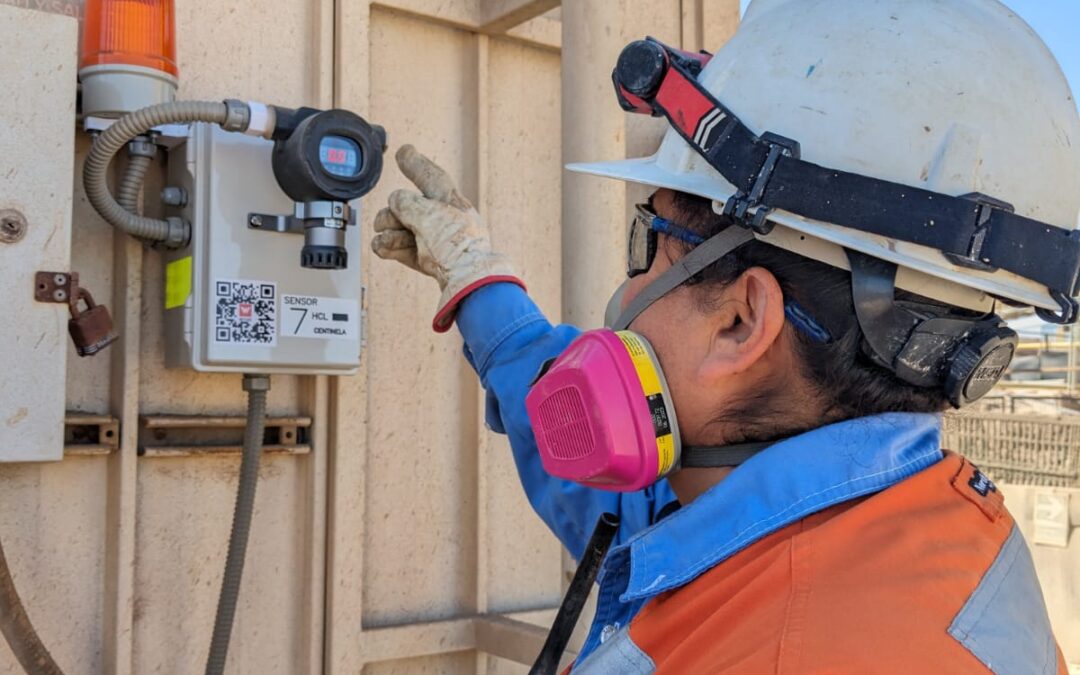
left=566, top=155, right=737, bottom=205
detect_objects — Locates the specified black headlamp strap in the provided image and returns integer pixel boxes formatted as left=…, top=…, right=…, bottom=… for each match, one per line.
left=615, top=38, right=1080, bottom=323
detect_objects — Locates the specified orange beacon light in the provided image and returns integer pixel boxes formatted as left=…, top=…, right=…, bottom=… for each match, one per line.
left=79, top=0, right=178, bottom=117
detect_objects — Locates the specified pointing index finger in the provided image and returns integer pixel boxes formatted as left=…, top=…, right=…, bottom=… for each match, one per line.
left=395, top=144, right=472, bottom=210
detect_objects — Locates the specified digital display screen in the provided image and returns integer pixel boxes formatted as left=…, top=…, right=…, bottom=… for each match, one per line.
left=319, top=135, right=362, bottom=177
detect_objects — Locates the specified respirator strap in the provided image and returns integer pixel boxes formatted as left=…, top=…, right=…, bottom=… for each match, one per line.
left=612, top=225, right=755, bottom=330
left=681, top=441, right=773, bottom=468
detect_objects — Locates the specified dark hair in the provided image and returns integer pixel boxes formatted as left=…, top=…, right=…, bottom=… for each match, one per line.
left=670, top=192, right=949, bottom=440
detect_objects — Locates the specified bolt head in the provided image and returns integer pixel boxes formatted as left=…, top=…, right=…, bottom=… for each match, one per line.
left=250, top=215, right=263, bottom=227
left=0, top=209, right=27, bottom=244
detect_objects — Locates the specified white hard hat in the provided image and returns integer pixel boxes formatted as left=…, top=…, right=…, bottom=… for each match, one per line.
left=568, top=0, right=1080, bottom=316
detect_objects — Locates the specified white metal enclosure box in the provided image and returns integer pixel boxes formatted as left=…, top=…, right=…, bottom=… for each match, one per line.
left=163, top=123, right=363, bottom=374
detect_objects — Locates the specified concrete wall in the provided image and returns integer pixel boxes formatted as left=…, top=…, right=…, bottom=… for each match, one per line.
left=0, top=1, right=738, bottom=673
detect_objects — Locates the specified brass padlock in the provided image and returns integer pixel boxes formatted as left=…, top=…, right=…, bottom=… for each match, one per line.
left=68, top=287, right=118, bottom=356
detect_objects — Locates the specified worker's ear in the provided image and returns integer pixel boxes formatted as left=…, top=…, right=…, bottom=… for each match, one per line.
left=696, top=267, right=786, bottom=383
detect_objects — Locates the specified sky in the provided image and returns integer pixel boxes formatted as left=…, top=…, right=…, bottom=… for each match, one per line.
left=738, top=0, right=1080, bottom=106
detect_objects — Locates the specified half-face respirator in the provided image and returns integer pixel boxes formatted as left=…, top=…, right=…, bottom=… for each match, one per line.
left=524, top=225, right=774, bottom=492
left=526, top=329, right=679, bottom=492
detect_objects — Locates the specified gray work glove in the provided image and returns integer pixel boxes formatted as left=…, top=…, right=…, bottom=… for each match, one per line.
left=371, top=145, right=524, bottom=332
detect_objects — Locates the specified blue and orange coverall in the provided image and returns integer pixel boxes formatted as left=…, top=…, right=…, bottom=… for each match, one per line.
left=457, top=282, right=1067, bottom=674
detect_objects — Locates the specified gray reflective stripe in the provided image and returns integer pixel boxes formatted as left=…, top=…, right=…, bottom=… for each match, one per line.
left=572, top=627, right=655, bottom=674
left=948, top=524, right=1059, bottom=675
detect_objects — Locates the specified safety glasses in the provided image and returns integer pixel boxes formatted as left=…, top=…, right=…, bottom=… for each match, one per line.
left=627, top=203, right=706, bottom=277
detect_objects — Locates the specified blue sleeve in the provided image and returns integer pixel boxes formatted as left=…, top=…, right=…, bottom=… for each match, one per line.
left=456, top=282, right=679, bottom=559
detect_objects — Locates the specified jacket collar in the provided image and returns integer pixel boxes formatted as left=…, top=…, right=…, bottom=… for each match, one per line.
left=617, top=412, right=944, bottom=602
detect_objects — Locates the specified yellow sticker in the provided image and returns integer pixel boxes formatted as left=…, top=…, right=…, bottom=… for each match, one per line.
left=618, top=331, right=678, bottom=476
left=165, top=256, right=193, bottom=310
left=657, top=434, right=676, bottom=476
left=617, top=332, right=663, bottom=396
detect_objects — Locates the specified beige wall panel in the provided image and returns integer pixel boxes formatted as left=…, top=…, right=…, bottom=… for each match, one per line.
left=363, top=8, right=481, bottom=629
left=54, top=0, right=332, bottom=671
left=561, top=0, right=683, bottom=327
left=173, top=0, right=325, bottom=106
left=131, top=455, right=313, bottom=673
left=363, top=652, right=476, bottom=675
left=66, top=134, right=116, bottom=414
left=0, top=459, right=107, bottom=675
left=485, top=655, right=531, bottom=675
left=486, top=39, right=563, bottom=317
left=371, top=0, right=481, bottom=29
left=481, top=37, right=564, bottom=612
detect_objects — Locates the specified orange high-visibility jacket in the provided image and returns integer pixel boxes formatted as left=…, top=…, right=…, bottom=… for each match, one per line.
left=570, top=453, right=1065, bottom=674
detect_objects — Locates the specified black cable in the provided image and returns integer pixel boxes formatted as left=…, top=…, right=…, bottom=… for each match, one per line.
left=529, top=513, right=620, bottom=675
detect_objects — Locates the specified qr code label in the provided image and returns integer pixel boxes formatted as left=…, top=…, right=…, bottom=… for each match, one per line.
left=214, top=279, right=277, bottom=346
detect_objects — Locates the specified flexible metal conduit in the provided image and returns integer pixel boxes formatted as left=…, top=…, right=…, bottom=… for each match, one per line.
left=205, top=374, right=270, bottom=675
left=115, top=152, right=153, bottom=215
left=83, top=100, right=230, bottom=245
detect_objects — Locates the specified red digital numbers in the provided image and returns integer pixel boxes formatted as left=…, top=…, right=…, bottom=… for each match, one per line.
left=326, top=148, right=348, bottom=164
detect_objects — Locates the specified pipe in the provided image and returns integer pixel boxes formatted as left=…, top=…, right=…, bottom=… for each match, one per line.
left=83, top=100, right=247, bottom=246
left=204, top=374, right=270, bottom=675
left=529, top=513, right=620, bottom=675
left=0, top=536, right=65, bottom=675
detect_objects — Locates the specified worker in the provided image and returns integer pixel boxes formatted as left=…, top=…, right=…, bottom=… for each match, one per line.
left=372, top=0, right=1078, bottom=672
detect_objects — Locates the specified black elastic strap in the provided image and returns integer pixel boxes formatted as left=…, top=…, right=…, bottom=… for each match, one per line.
left=681, top=442, right=773, bottom=468
left=760, top=157, right=1080, bottom=299
left=530, top=513, right=620, bottom=675
left=847, top=251, right=921, bottom=371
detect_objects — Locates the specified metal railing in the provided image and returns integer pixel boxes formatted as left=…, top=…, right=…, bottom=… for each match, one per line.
left=943, top=412, right=1080, bottom=487
left=1003, top=324, right=1079, bottom=396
